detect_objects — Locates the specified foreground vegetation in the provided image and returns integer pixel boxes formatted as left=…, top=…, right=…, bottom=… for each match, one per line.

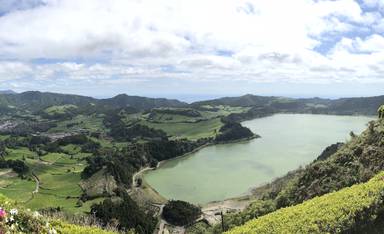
left=0, top=194, right=119, bottom=234
left=226, top=171, right=384, bottom=234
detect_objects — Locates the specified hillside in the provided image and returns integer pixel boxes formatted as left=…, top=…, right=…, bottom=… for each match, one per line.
left=0, top=91, right=187, bottom=114
left=0, top=91, right=96, bottom=113
left=193, top=94, right=384, bottom=116
left=0, top=90, right=16, bottom=94
left=0, top=91, right=383, bottom=117
left=226, top=171, right=384, bottom=234
left=192, top=94, right=281, bottom=107
left=98, top=94, right=187, bottom=110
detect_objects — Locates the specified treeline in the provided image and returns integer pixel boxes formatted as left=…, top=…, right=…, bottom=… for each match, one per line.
left=0, top=121, right=56, bottom=136
left=0, top=140, right=29, bottom=175
left=1, top=134, right=100, bottom=155
left=0, top=159, right=29, bottom=175
left=150, top=108, right=202, bottom=117
left=81, top=138, right=209, bottom=187
left=42, top=134, right=100, bottom=154
left=103, top=111, right=167, bottom=141
left=222, top=106, right=275, bottom=123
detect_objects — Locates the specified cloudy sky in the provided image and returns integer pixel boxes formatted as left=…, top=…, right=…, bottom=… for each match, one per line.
left=0, top=0, right=383, bottom=101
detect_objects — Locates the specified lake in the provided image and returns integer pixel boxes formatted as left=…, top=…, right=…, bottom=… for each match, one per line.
left=144, top=114, right=374, bottom=204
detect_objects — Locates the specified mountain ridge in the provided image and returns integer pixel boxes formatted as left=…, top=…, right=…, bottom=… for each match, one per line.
left=0, top=91, right=383, bottom=116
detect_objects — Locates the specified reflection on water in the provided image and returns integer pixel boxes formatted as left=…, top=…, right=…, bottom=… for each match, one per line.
left=144, top=114, right=373, bottom=204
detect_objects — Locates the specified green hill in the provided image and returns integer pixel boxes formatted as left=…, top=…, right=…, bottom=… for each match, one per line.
left=0, top=91, right=187, bottom=114
left=226, top=171, right=384, bottom=234
left=193, top=94, right=384, bottom=116
left=1, top=91, right=383, bottom=116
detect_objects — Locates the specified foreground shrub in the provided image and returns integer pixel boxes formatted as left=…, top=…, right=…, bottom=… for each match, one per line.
left=226, top=171, right=384, bottom=234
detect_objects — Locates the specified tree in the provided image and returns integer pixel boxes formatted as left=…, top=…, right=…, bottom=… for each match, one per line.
left=91, top=191, right=156, bottom=233
left=162, top=200, right=201, bottom=226
left=378, top=105, right=384, bottom=119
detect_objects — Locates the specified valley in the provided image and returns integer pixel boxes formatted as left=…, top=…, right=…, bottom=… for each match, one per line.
left=0, top=91, right=383, bottom=233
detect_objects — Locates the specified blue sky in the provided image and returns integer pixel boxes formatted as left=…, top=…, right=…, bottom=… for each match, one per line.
left=0, top=0, right=383, bottom=101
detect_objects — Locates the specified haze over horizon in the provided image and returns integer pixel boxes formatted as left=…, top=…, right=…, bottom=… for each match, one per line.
left=0, top=0, right=384, bottom=99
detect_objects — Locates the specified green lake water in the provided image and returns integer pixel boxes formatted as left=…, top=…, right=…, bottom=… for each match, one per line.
left=144, top=114, right=374, bottom=204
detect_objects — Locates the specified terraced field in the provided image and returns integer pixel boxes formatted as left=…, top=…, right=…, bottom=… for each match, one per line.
left=0, top=145, right=99, bottom=213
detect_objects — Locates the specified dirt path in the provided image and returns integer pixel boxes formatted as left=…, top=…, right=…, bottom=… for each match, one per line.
left=31, top=172, right=40, bottom=194
left=132, top=167, right=151, bottom=188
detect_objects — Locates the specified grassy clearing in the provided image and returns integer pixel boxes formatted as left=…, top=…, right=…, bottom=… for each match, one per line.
left=61, top=144, right=82, bottom=154
left=44, top=104, right=78, bottom=115
left=48, top=114, right=106, bottom=133
left=5, top=147, right=38, bottom=160
left=0, top=177, right=35, bottom=202
left=2, top=145, right=90, bottom=213
left=0, top=134, right=10, bottom=141
left=199, top=106, right=250, bottom=119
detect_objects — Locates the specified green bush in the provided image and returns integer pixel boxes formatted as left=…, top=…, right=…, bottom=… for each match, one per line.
left=226, top=171, right=384, bottom=234
left=162, top=200, right=202, bottom=226
left=223, top=200, right=275, bottom=230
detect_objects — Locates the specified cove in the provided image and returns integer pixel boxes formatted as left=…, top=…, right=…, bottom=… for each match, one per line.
left=144, top=114, right=374, bottom=204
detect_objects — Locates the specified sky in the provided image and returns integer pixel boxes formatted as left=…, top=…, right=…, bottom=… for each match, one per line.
left=0, top=0, right=384, bottom=101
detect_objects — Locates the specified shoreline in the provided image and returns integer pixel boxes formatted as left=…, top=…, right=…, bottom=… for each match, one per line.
left=134, top=134, right=260, bottom=206
left=155, top=134, right=259, bottom=169
left=134, top=113, right=374, bottom=209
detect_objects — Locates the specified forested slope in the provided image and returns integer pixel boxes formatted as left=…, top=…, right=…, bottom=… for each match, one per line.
left=226, top=171, right=384, bottom=234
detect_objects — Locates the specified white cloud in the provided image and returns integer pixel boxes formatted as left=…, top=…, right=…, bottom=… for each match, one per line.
left=0, top=0, right=383, bottom=96
left=362, top=0, right=384, bottom=8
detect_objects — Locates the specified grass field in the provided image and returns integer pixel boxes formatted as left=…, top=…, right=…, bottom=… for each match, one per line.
left=5, top=147, right=38, bottom=160
left=44, top=104, right=78, bottom=115
left=136, top=105, right=250, bottom=140
left=0, top=177, right=35, bottom=202
left=48, top=114, right=106, bottom=133
left=0, top=146, right=101, bottom=214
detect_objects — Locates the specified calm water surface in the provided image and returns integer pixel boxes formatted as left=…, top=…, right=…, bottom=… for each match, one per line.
left=144, top=114, right=373, bottom=204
